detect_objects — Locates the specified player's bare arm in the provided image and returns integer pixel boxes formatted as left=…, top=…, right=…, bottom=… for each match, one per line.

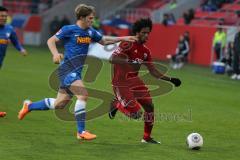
left=147, top=64, right=171, bottom=81
left=145, top=63, right=181, bottom=87
left=98, top=36, right=137, bottom=45
left=47, top=35, right=63, bottom=64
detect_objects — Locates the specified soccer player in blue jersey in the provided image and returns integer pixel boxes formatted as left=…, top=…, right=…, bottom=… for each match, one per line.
left=18, top=4, right=137, bottom=140
left=0, top=6, right=27, bottom=69
left=0, top=6, right=27, bottom=117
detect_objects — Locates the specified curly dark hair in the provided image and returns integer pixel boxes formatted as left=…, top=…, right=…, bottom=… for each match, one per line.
left=0, top=6, right=8, bottom=12
left=132, top=18, right=152, bottom=35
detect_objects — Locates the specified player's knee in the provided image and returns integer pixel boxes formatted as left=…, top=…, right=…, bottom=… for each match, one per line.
left=75, top=90, right=88, bottom=101
left=76, top=95, right=88, bottom=101
left=79, top=88, right=88, bottom=98
left=54, top=100, right=69, bottom=109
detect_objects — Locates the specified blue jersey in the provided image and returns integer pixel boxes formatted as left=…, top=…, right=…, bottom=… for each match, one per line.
left=55, top=24, right=103, bottom=88
left=0, top=24, right=23, bottom=56
left=55, top=24, right=102, bottom=61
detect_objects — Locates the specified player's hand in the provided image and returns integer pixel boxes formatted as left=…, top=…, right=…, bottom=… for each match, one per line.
left=122, top=36, right=138, bottom=42
left=170, top=77, right=181, bottom=87
left=20, top=49, right=28, bottom=56
left=53, top=53, right=63, bottom=64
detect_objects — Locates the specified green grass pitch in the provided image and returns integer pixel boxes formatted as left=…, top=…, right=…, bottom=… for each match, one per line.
left=0, top=46, right=239, bottom=160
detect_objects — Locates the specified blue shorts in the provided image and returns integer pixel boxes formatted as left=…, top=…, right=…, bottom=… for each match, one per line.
left=59, top=71, right=82, bottom=88
left=57, top=57, right=83, bottom=88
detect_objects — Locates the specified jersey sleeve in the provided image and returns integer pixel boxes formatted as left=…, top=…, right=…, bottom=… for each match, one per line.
left=9, top=28, right=24, bottom=52
left=113, top=41, right=133, bottom=56
left=55, top=26, right=71, bottom=40
left=111, top=41, right=133, bottom=64
left=91, top=29, right=103, bottom=42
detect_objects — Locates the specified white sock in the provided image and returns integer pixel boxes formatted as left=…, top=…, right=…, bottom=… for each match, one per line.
left=44, top=98, right=56, bottom=109
left=74, top=100, right=86, bottom=113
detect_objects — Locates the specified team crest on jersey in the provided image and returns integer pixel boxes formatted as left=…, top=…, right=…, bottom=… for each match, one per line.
left=88, top=30, right=93, bottom=36
left=6, top=33, right=10, bottom=38
left=70, top=72, right=77, bottom=77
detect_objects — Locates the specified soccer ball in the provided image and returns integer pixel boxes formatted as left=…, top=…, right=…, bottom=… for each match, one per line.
left=186, top=133, right=203, bottom=150
left=166, top=54, right=172, bottom=59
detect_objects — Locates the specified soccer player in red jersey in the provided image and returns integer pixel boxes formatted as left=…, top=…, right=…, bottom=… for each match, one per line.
left=109, top=18, right=181, bottom=144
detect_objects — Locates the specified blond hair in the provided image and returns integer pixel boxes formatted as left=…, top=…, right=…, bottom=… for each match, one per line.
left=75, top=4, right=95, bottom=20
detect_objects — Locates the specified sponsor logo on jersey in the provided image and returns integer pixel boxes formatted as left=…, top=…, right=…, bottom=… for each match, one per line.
left=76, top=36, right=91, bottom=44
left=0, top=39, right=9, bottom=44
left=88, top=30, right=93, bottom=36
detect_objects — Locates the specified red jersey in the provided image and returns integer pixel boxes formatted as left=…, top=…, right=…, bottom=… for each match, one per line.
left=112, top=41, right=154, bottom=86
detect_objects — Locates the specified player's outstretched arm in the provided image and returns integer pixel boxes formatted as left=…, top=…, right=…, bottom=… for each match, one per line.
left=47, top=36, right=63, bottom=64
left=146, top=63, right=181, bottom=87
left=98, top=36, right=137, bottom=45
left=10, top=29, right=27, bottom=56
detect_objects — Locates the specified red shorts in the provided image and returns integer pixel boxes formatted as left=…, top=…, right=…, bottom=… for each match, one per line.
left=113, top=83, right=152, bottom=116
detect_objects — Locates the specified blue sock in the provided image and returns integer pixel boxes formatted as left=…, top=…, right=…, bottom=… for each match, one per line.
left=29, top=99, right=50, bottom=111
left=74, top=100, right=86, bottom=133
left=75, top=112, right=86, bottom=133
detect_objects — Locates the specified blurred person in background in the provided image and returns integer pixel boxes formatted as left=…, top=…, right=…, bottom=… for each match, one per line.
left=60, top=15, right=70, bottom=27
left=231, top=30, right=240, bottom=80
left=212, top=27, right=226, bottom=61
left=168, top=34, right=190, bottom=69
left=183, top=9, right=194, bottom=25
left=49, top=16, right=61, bottom=35
left=188, top=9, right=195, bottom=22
left=183, top=12, right=191, bottom=25
left=169, top=0, right=177, bottom=10
left=92, top=16, right=101, bottom=31
left=6, top=14, right=12, bottom=24
left=0, top=6, right=27, bottom=69
left=221, top=42, right=234, bottom=76
left=183, top=31, right=190, bottom=43
left=162, top=13, right=175, bottom=26
left=0, top=6, right=27, bottom=117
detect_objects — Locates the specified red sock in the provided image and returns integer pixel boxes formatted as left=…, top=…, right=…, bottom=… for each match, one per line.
left=143, top=112, right=154, bottom=140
